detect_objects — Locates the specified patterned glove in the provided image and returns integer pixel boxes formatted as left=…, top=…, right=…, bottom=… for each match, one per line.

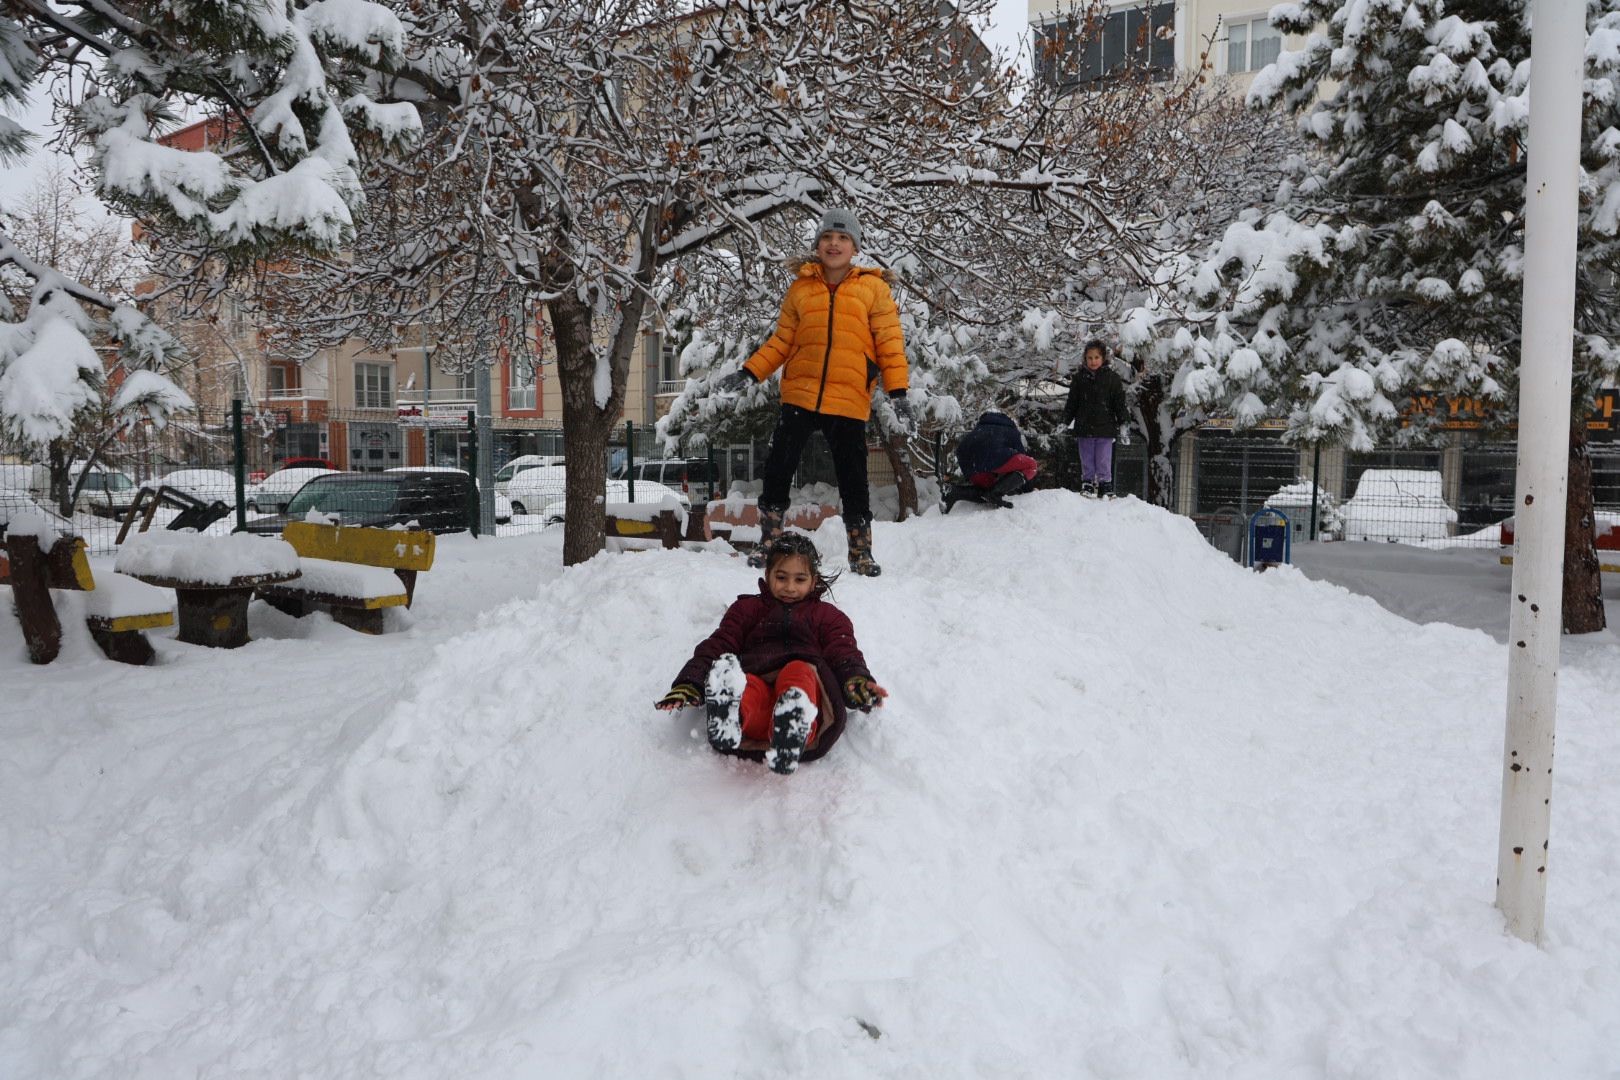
left=655, top=684, right=702, bottom=711
left=714, top=370, right=754, bottom=395
left=1118, top=423, right=1131, bottom=446
left=890, top=395, right=917, bottom=436
left=844, top=675, right=889, bottom=710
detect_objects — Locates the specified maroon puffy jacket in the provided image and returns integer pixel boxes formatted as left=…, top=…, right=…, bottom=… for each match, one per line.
left=672, top=581, right=874, bottom=762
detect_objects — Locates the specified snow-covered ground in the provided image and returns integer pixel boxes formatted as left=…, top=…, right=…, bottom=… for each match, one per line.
left=3, top=492, right=1618, bottom=1079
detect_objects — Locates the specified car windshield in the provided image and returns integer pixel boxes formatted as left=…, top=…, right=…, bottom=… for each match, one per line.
left=285, top=478, right=401, bottom=516
left=81, top=473, right=133, bottom=491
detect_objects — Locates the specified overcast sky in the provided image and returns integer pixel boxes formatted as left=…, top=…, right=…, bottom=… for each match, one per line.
left=0, top=2, right=1032, bottom=215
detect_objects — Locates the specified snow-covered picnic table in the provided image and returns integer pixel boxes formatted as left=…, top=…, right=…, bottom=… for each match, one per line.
left=114, top=531, right=300, bottom=648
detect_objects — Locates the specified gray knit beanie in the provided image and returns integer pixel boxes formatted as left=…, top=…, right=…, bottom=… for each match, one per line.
left=816, top=208, right=862, bottom=250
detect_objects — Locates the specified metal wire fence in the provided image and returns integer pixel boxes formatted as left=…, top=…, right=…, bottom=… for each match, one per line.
left=9, top=403, right=1618, bottom=559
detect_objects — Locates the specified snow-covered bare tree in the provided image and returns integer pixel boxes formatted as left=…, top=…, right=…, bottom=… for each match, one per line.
left=1121, top=0, right=1620, bottom=631
left=0, top=161, right=161, bottom=511
left=1, top=0, right=420, bottom=511
left=238, top=0, right=1278, bottom=563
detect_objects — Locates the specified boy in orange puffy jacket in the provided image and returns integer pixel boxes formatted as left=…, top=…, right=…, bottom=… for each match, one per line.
left=713, top=209, right=912, bottom=577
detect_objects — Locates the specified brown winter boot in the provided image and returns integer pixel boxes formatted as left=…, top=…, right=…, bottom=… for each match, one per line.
left=846, top=520, right=881, bottom=577
left=748, top=505, right=786, bottom=568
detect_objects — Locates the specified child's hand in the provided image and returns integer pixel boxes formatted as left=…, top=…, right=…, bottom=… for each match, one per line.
left=656, top=684, right=702, bottom=711
left=844, top=676, right=888, bottom=710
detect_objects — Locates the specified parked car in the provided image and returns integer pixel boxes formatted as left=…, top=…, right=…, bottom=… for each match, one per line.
left=385, top=466, right=511, bottom=523
left=632, top=458, right=717, bottom=498
left=282, top=456, right=336, bottom=471
left=154, top=468, right=238, bottom=505
left=73, top=469, right=140, bottom=517
left=507, top=465, right=688, bottom=524
left=241, top=470, right=475, bottom=535
left=244, top=467, right=339, bottom=513
left=493, top=454, right=565, bottom=494
left=1341, top=469, right=1458, bottom=543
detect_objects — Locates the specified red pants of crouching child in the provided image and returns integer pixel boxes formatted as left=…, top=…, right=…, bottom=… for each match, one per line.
left=740, top=661, right=821, bottom=744
left=968, top=453, right=1039, bottom=489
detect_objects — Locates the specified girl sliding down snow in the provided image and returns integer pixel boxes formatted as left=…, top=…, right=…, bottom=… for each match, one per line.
left=655, top=533, right=887, bottom=774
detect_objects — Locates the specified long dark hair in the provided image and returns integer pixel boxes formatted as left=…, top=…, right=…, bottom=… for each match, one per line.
left=763, top=532, right=839, bottom=591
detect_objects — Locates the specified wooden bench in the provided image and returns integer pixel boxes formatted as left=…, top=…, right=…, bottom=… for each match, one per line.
left=701, top=500, right=841, bottom=550
left=1500, top=518, right=1620, bottom=573
left=259, top=522, right=435, bottom=634
left=1, top=531, right=173, bottom=665
left=603, top=508, right=700, bottom=551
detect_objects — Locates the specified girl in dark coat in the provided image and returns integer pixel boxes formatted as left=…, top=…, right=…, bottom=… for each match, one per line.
left=1062, top=339, right=1130, bottom=497
left=655, top=533, right=886, bottom=774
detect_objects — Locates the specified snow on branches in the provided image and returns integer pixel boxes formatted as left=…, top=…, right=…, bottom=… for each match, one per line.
left=1127, top=0, right=1620, bottom=450
left=0, top=1, right=418, bottom=452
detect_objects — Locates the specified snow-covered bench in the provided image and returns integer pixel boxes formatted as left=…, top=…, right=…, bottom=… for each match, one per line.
left=82, top=570, right=177, bottom=665
left=258, top=522, right=436, bottom=634
left=1, top=517, right=174, bottom=665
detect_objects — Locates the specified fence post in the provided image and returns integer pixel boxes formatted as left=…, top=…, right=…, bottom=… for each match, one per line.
left=1310, top=441, right=1321, bottom=541
left=231, top=398, right=247, bottom=532
left=466, top=409, right=479, bottom=537
left=933, top=431, right=943, bottom=480
left=625, top=420, right=635, bottom=504
left=707, top=446, right=717, bottom=503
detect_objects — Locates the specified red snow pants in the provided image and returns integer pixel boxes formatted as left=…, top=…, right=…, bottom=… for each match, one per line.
left=968, top=453, right=1039, bottom=488
left=740, top=660, right=821, bottom=744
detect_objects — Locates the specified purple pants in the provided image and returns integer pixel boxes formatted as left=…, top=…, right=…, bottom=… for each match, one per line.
left=1077, top=437, right=1114, bottom=484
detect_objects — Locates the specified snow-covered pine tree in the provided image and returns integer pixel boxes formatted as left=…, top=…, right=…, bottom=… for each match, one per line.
left=0, top=1, right=418, bottom=500
left=1122, top=0, right=1620, bottom=630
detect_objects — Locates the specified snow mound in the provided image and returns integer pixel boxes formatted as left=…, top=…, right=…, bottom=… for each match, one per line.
left=3, top=492, right=1617, bottom=1078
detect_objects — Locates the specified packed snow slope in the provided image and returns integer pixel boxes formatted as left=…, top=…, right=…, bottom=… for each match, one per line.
left=3, top=492, right=1618, bottom=1079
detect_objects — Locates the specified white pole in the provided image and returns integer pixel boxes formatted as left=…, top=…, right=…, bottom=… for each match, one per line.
left=1496, top=0, right=1585, bottom=946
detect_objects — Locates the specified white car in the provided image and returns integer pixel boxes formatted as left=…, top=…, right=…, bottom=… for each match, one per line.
left=506, top=466, right=688, bottom=524
left=494, top=454, right=565, bottom=494
left=1341, top=468, right=1458, bottom=543
left=155, top=468, right=238, bottom=505
left=245, top=467, right=336, bottom=513
left=73, top=469, right=140, bottom=517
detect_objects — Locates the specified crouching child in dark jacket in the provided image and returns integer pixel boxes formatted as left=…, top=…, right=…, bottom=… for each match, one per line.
left=655, top=533, right=886, bottom=775
left=941, top=411, right=1039, bottom=513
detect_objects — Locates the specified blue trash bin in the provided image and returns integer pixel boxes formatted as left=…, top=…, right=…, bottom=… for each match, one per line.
left=1248, top=508, right=1291, bottom=568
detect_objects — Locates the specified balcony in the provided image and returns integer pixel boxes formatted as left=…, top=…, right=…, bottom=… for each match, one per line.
left=398, top=386, right=478, bottom=407
left=266, top=386, right=326, bottom=402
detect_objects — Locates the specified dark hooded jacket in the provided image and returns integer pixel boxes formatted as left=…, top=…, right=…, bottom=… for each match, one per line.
left=672, top=581, right=873, bottom=762
left=1063, top=363, right=1129, bottom=437
left=955, top=411, right=1027, bottom=476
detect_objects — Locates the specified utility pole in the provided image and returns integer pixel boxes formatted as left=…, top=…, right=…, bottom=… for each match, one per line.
left=475, top=360, right=496, bottom=535
left=1496, top=0, right=1583, bottom=946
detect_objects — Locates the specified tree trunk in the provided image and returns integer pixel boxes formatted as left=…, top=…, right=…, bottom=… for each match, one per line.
left=1562, top=420, right=1606, bottom=634
left=1132, top=372, right=1175, bottom=508
left=549, top=290, right=642, bottom=567
left=882, top=435, right=918, bottom=521
left=49, top=439, right=72, bottom=516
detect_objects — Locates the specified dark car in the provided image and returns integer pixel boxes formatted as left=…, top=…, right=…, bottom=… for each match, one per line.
left=241, top=470, right=472, bottom=535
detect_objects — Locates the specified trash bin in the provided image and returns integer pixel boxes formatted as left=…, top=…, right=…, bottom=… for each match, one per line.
left=1248, top=508, right=1291, bottom=568
left=1192, top=505, right=1246, bottom=563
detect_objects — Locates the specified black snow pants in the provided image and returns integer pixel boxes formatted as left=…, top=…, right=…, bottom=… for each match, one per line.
left=759, top=404, right=872, bottom=526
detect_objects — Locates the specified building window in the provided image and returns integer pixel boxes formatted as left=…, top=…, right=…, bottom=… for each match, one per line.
left=1034, top=3, right=1175, bottom=88
left=661, top=336, right=681, bottom=386
left=509, top=358, right=537, bottom=411
left=268, top=365, right=287, bottom=395
left=355, top=362, right=393, bottom=409
left=1225, top=15, right=1282, bottom=74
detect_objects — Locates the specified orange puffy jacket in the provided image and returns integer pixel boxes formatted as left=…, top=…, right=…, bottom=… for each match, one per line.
left=742, top=262, right=909, bottom=421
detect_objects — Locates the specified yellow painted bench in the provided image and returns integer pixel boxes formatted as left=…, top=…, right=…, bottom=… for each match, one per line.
left=258, top=522, right=436, bottom=634
left=1, top=533, right=173, bottom=664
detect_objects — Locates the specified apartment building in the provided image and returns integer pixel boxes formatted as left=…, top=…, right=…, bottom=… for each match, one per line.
left=1026, top=0, right=1289, bottom=91
left=148, top=118, right=677, bottom=475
